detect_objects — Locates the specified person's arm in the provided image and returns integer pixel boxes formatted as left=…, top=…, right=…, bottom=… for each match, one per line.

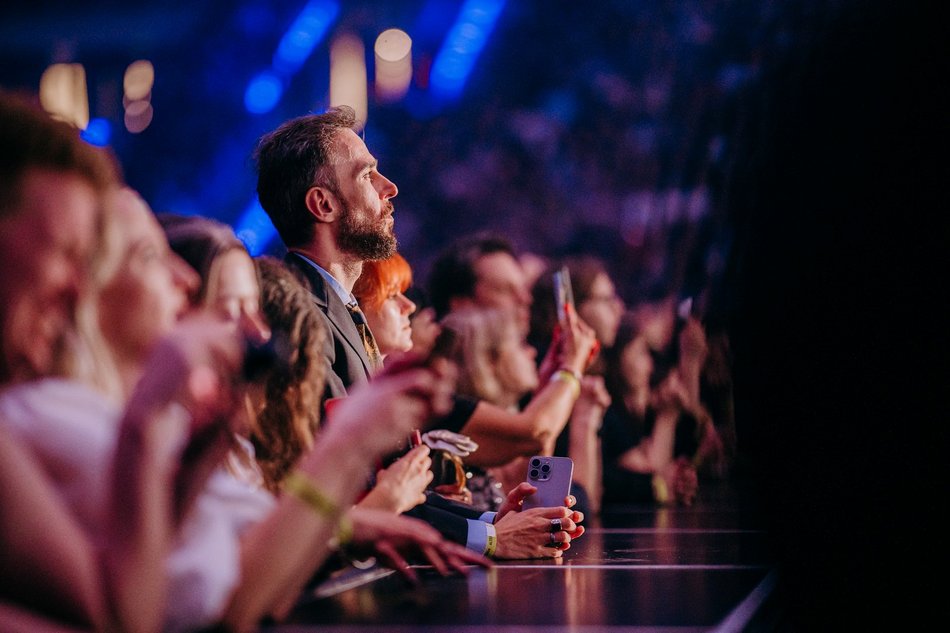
left=460, top=382, right=578, bottom=467
left=106, top=317, right=245, bottom=633
left=0, top=427, right=105, bottom=630
left=461, top=306, right=597, bottom=468
left=357, top=445, right=433, bottom=514
left=222, top=359, right=455, bottom=633
left=568, top=375, right=610, bottom=515
left=676, top=317, right=708, bottom=409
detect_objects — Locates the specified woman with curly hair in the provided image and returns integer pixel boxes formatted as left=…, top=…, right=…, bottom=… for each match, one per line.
left=250, top=256, right=326, bottom=492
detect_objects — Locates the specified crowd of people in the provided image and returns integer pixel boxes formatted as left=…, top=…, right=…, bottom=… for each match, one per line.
left=0, top=93, right=733, bottom=633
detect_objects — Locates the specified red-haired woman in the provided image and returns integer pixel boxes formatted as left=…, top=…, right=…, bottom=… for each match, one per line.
left=352, top=253, right=417, bottom=361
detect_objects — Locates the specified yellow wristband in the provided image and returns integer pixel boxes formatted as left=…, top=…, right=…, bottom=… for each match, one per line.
left=550, top=369, right=581, bottom=398
left=284, top=471, right=353, bottom=547
left=485, top=522, right=497, bottom=557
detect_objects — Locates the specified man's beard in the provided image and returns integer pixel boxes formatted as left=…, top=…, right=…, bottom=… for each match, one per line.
left=337, top=201, right=398, bottom=261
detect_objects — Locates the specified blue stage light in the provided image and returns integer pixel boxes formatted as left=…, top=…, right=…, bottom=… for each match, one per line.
left=80, top=118, right=111, bottom=146
left=430, top=0, right=506, bottom=101
left=273, top=0, right=340, bottom=75
left=235, top=198, right=278, bottom=256
left=244, top=71, right=284, bottom=114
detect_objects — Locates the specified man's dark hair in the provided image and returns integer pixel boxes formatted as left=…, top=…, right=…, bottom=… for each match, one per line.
left=0, top=92, right=119, bottom=219
left=427, top=232, right=517, bottom=319
left=253, top=105, right=356, bottom=249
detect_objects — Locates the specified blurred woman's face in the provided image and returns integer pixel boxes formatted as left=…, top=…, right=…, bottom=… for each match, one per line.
left=98, top=190, right=197, bottom=362
left=366, top=289, right=416, bottom=357
left=207, top=249, right=270, bottom=346
left=578, top=272, right=623, bottom=348
left=620, top=335, right=653, bottom=392
left=493, top=324, right=539, bottom=399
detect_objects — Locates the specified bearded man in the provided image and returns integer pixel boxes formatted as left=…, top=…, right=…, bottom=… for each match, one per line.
left=254, top=106, right=399, bottom=398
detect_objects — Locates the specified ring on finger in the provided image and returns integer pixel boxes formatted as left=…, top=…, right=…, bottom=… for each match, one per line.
left=548, top=532, right=558, bottom=546
left=550, top=518, right=562, bottom=533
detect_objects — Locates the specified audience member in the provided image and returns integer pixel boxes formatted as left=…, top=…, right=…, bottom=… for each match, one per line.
left=254, top=107, right=585, bottom=560
left=529, top=254, right=624, bottom=369
left=439, top=307, right=536, bottom=511
left=1, top=95, right=476, bottom=631
left=427, top=233, right=604, bottom=511
left=248, top=256, right=324, bottom=493
left=158, top=212, right=264, bottom=326
left=428, top=232, right=533, bottom=335
left=157, top=215, right=483, bottom=592
left=528, top=255, right=625, bottom=513
left=600, top=313, right=706, bottom=507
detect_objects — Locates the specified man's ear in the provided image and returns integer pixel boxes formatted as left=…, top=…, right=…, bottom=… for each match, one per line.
left=304, top=185, right=338, bottom=223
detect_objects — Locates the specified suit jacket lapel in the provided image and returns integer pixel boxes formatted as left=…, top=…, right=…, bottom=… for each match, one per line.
left=285, top=252, right=372, bottom=377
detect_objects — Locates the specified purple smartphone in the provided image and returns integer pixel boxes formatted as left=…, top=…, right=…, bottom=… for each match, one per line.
left=522, top=456, right=574, bottom=510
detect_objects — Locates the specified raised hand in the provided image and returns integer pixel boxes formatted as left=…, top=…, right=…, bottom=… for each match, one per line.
left=360, top=445, right=433, bottom=514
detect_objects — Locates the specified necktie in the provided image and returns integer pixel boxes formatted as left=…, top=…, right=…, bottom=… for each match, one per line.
left=346, top=302, right=383, bottom=372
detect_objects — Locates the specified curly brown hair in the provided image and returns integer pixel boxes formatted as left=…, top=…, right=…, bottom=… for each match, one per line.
left=252, top=256, right=326, bottom=492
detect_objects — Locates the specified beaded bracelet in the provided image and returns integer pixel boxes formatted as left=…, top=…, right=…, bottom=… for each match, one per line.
left=549, top=368, right=581, bottom=398
left=284, top=470, right=354, bottom=547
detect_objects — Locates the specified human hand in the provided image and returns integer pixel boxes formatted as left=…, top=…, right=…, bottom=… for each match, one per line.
left=122, top=314, right=248, bottom=522
left=359, top=446, right=433, bottom=514
left=346, top=506, right=492, bottom=583
left=572, top=375, right=611, bottom=430
left=492, top=505, right=585, bottom=559
left=130, top=314, right=246, bottom=428
left=495, top=482, right=581, bottom=522
left=656, top=457, right=698, bottom=506
left=325, top=355, right=456, bottom=457
left=555, top=305, right=600, bottom=375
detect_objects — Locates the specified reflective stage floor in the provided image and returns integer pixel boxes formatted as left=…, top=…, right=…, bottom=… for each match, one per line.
left=266, top=480, right=782, bottom=632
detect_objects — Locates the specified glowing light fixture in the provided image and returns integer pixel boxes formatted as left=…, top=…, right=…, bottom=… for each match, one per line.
left=80, top=118, right=111, bottom=146
left=39, top=63, right=89, bottom=129
left=244, top=71, right=284, bottom=114
left=375, top=28, right=413, bottom=102
left=430, top=0, right=506, bottom=101
left=124, top=100, right=153, bottom=133
left=123, top=60, right=154, bottom=101
left=244, top=0, right=340, bottom=114
left=329, top=33, right=367, bottom=129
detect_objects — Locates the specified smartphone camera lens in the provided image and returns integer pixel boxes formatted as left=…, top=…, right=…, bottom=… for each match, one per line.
left=531, top=458, right=541, bottom=468
left=529, top=469, right=540, bottom=479
left=541, top=463, right=551, bottom=473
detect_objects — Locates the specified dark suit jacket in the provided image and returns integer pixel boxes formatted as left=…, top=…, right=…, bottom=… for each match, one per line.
left=284, top=252, right=373, bottom=401
left=285, top=252, right=484, bottom=548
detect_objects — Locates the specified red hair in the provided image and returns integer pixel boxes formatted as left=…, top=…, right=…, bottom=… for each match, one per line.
left=352, top=253, right=413, bottom=312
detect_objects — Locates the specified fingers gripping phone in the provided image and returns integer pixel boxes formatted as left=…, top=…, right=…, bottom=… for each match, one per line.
left=553, top=266, right=575, bottom=325
left=522, top=456, right=574, bottom=510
